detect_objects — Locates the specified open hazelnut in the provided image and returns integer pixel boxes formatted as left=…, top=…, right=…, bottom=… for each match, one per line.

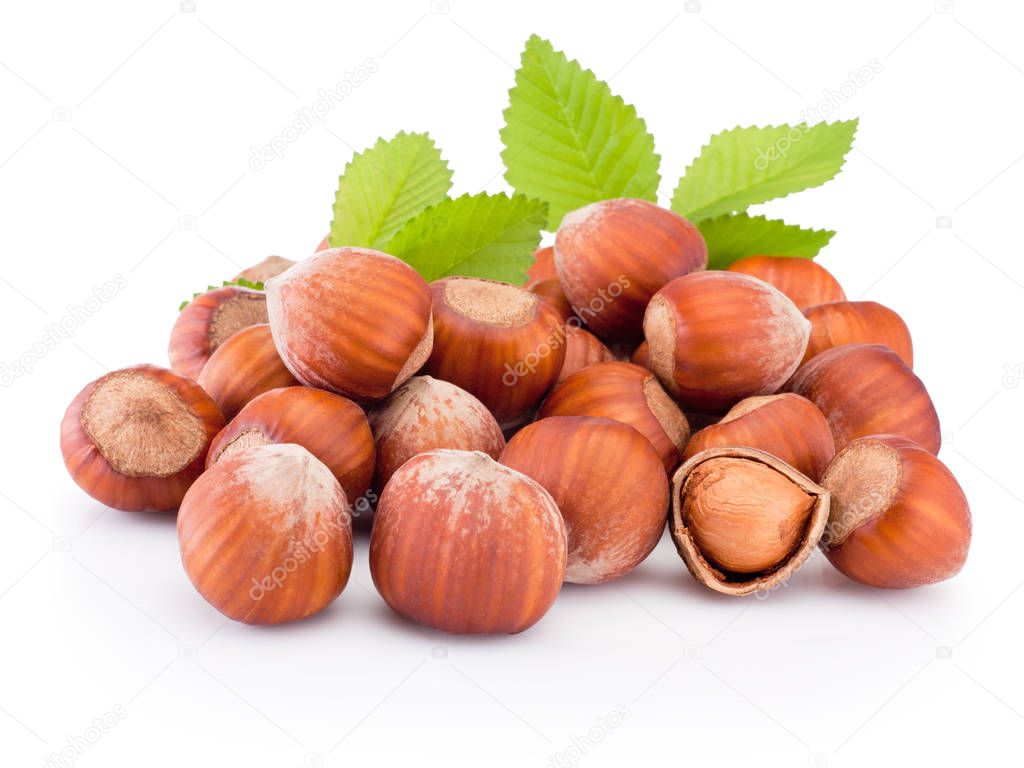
left=61, top=364, right=224, bottom=511
left=233, top=255, right=296, bottom=283
left=683, top=393, right=835, bottom=481
left=557, top=324, right=615, bottom=383
left=727, top=255, right=846, bottom=310
left=370, top=449, right=566, bottom=634
left=819, top=435, right=970, bottom=588
left=555, top=198, right=707, bottom=341
left=803, top=300, right=913, bottom=367
left=169, top=285, right=268, bottom=381
left=670, top=447, right=830, bottom=595
left=789, top=343, right=940, bottom=453
left=197, top=324, right=298, bottom=420
left=178, top=443, right=353, bottom=624
left=367, top=375, right=505, bottom=491
left=501, top=416, right=668, bottom=584
left=538, top=361, right=690, bottom=472
left=266, top=247, right=433, bottom=401
left=644, top=271, right=811, bottom=413
left=425, top=276, right=565, bottom=426
left=207, top=386, right=375, bottom=506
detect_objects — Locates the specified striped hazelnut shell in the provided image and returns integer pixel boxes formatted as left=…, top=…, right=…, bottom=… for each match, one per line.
left=683, top=393, right=835, bottom=481
left=789, top=343, right=940, bottom=453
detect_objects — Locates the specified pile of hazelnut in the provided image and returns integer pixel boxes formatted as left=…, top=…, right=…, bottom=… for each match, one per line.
left=60, top=198, right=972, bottom=633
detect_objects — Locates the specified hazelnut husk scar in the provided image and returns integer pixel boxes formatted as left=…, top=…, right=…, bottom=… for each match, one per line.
left=669, top=446, right=830, bottom=596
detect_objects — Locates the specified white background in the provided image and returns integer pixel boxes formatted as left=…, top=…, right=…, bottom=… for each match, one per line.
left=1, top=1, right=1021, bottom=766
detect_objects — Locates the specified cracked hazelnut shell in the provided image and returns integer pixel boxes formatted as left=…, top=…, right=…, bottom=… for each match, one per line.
left=670, top=446, right=830, bottom=596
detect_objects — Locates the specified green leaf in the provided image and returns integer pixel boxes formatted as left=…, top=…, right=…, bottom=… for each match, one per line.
left=387, top=193, right=548, bottom=283
left=672, top=120, right=858, bottom=222
left=330, top=131, right=453, bottom=250
left=179, top=278, right=263, bottom=311
left=500, top=35, right=660, bottom=229
left=697, top=214, right=835, bottom=269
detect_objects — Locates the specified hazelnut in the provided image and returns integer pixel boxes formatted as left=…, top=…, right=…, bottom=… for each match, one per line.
left=529, top=278, right=574, bottom=323
left=727, top=255, right=846, bottom=310
left=644, top=271, right=811, bottom=413
left=367, top=376, right=505, bottom=490
left=266, top=247, right=433, bottom=401
left=670, top=447, right=830, bottom=595
left=819, top=435, right=971, bottom=588
left=197, top=324, right=298, bottom=420
left=369, top=449, right=566, bottom=634
left=233, top=255, right=296, bottom=283
left=207, top=386, right=375, bottom=505
left=554, top=198, right=707, bottom=341
left=789, top=343, right=940, bottom=453
left=425, top=276, right=566, bottom=426
left=525, top=245, right=558, bottom=285
left=61, top=364, right=224, bottom=511
left=501, top=416, right=668, bottom=584
left=557, top=324, right=615, bottom=383
left=683, top=393, right=835, bottom=481
left=169, top=285, right=268, bottom=381
left=630, top=340, right=650, bottom=369
left=178, top=443, right=353, bottom=624
left=803, top=300, right=913, bottom=367
left=539, top=361, right=690, bottom=472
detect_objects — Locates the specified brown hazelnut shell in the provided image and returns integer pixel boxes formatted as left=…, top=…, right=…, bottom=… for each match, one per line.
left=197, top=324, right=298, bottom=420
left=538, top=361, right=690, bottom=472
left=554, top=198, right=707, bottom=342
left=61, top=364, right=225, bottom=511
left=727, top=255, right=846, bottom=311
left=426, top=277, right=566, bottom=426
left=670, top=446, right=830, bottom=596
left=789, top=343, right=940, bottom=453
left=266, top=248, right=434, bottom=402
left=683, top=393, right=835, bottom=481
left=644, top=271, right=810, bottom=413
left=207, top=386, right=375, bottom=505
left=819, top=435, right=971, bottom=588
left=803, top=300, right=913, bottom=367
left=557, top=324, right=615, bottom=383
left=169, top=286, right=268, bottom=381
